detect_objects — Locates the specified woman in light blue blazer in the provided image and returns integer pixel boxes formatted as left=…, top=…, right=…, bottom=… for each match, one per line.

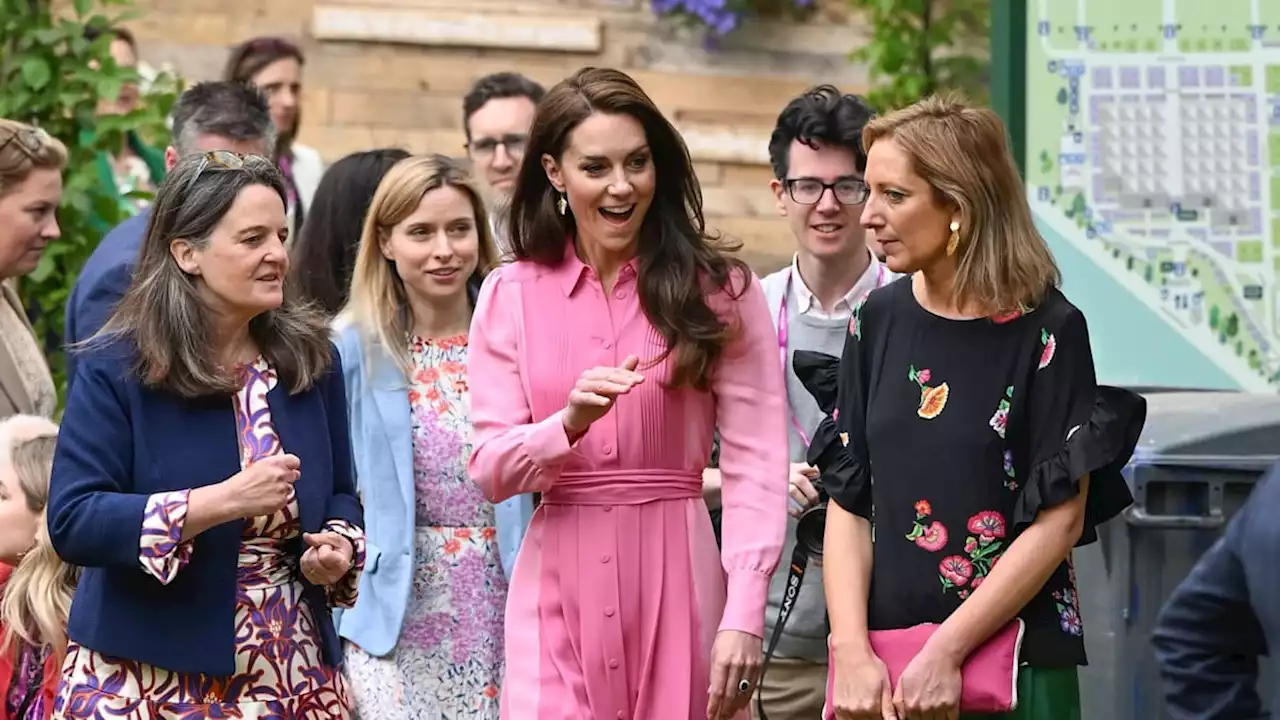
left=332, top=155, right=533, bottom=718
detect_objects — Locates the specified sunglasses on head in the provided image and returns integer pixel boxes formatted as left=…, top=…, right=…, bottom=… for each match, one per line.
left=0, top=127, right=52, bottom=170
left=183, top=150, right=271, bottom=195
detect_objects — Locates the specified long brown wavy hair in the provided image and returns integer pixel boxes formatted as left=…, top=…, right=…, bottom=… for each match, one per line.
left=507, top=67, right=749, bottom=391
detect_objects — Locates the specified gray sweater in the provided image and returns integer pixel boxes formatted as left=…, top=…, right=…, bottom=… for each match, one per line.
left=757, top=268, right=855, bottom=662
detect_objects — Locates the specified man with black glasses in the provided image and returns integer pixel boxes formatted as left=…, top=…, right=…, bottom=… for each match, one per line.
left=462, top=72, right=544, bottom=256
left=754, top=85, right=897, bottom=718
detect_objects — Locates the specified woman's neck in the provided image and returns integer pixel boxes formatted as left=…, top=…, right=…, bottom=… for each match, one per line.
left=575, top=233, right=636, bottom=293
left=211, top=318, right=257, bottom=368
left=408, top=289, right=472, bottom=340
left=914, top=257, right=977, bottom=319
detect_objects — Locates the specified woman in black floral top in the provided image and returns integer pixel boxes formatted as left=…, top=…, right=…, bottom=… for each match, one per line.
left=806, top=97, right=1145, bottom=720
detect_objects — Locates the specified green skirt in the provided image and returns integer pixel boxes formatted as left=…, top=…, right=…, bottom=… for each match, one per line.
left=960, top=666, right=1080, bottom=720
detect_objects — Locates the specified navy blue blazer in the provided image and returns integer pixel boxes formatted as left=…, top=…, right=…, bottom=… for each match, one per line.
left=48, top=339, right=363, bottom=676
left=64, top=209, right=150, bottom=385
left=1152, top=463, right=1280, bottom=718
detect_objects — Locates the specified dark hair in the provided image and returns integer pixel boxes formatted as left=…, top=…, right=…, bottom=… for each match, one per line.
left=223, top=37, right=305, bottom=145
left=98, top=153, right=332, bottom=397
left=290, top=148, right=411, bottom=315
left=83, top=25, right=136, bottom=52
left=508, top=66, right=748, bottom=391
left=463, top=72, right=546, bottom=141
left=768, top=85, right=875, bottom=179
left=171, top=81, right=276, bottom=157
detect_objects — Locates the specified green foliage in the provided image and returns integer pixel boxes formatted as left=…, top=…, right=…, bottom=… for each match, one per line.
left=848, top=0, right=991, bottom=113
left=0, top=0, right=180, bottom=402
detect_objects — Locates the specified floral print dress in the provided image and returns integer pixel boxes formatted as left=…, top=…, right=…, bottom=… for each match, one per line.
left=53, top=358, right=365, bottom=719
left=807, top=279, right=1144, bottom=670
left=344, top=334, right=506, bottom=719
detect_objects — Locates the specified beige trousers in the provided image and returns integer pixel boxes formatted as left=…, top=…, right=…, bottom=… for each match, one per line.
left=752, top=656, right=828, bottom=719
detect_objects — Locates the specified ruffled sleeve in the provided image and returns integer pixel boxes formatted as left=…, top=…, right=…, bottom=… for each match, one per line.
left=1012, top=305, right=1146, bottom=544
left=139, top=489, right=194, bottom=584
left=793, top=296, right=874, bottom=519
left=320, top=518, right=366, bottom=609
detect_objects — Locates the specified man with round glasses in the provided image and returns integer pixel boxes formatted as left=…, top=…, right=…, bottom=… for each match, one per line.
left=752, top=84, right=899, bottom=718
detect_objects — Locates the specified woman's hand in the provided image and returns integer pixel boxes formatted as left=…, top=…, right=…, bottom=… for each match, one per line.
left=223, top=453, right=300, bottom=518
left=562, top=355, right=645, bottom=438
left=891, top=645, right=962, bottom=720
left=300, top=531, right=353, bottom=586
left=831, top=644, right=897, bottom=720
left=706, top=629, right=762, bottom=720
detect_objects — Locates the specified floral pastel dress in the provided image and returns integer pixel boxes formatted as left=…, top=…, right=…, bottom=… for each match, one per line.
left=53, top=358, right=365, bottom=719
left=344, top=334, right=506, bottom=719
left=807, top=279, right=1144, bottom=674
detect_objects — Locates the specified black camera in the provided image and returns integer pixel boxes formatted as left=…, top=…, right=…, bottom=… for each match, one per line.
left=794, top=476, right=828, bottom=557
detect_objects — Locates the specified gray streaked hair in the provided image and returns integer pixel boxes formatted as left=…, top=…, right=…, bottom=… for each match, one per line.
left=94, top=152, right=332, bottom=397
left=171, top=81, right=276, bottom=158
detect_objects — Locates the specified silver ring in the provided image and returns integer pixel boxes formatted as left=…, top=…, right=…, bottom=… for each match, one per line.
left=737, top=678, right=751, bottom=693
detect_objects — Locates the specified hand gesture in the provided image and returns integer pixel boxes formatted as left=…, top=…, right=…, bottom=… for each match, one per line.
left=892, top=646, right=961, bottom=720
left=562, top=354, right=645, bottom=437
left=788, top=463, right=821, bottom=518
left=706, top=629, right=762, bottom=720
left=225, top=453, right=300, bottom=518
left=301, top=531, right=354, bottom=586
left=831, top=645, right=897, bottom=720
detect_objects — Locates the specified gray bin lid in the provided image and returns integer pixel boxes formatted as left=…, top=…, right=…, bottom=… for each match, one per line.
left=1132, top=390, right=1280, bottom=467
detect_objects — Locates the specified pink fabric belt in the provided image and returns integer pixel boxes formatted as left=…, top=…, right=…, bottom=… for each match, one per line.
left=541, top=469, right=703, bottom=506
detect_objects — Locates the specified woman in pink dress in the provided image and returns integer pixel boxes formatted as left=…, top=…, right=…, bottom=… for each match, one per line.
left=467, top=67, right=790, bottom=720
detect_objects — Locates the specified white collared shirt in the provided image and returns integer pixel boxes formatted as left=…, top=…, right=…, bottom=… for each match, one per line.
left=787, top=251, right=896, bottom=320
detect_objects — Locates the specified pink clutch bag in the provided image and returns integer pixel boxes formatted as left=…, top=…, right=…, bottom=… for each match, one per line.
left=823, top=619, right=1025, bottom=718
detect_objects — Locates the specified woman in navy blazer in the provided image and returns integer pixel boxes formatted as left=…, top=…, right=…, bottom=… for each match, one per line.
left=331, top=155, right=532, bottom=718
left=47, top=152, right=365, bottom=718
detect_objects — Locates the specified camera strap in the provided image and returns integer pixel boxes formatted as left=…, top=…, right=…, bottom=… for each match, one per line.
left=755, top=544, right=811, bottom=720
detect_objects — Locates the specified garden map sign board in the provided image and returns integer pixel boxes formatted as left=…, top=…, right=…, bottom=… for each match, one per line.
left=1006, top=0, right=1280, bottom=391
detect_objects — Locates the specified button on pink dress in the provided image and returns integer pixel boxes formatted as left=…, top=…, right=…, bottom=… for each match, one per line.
left=467, top=245, right=789, bottom=720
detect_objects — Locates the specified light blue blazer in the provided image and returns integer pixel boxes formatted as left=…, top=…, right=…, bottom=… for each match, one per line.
left=331, top=322, right=535, bottom=656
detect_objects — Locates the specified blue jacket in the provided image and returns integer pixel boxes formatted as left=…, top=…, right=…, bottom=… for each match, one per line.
left=1152, top=462, right=1280, bottom=718
left=64, top=209, right=150, bottom=384
left=47, top=340, right=363, bottom=676
left=331, top=322, right=534, bottom=657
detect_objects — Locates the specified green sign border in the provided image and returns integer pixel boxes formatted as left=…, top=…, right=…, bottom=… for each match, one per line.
left=990, top=0, right=1028, bottom=175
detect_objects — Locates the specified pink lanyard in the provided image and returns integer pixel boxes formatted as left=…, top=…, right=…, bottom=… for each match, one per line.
left=778, top=264, right=886, bottom=447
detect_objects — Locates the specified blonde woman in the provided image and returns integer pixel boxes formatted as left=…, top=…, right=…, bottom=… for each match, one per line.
left=333, top=154, right=533, bottom=718
left=0, top=415, right=73, bottom=720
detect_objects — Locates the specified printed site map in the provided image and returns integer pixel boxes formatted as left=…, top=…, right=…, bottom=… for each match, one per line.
left=1027, top=0, right=1280, bottom=390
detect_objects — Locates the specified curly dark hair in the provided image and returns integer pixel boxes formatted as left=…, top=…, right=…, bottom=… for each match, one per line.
left=507, top=66, right=749, bottom=391
left=768, top=84, right=875, bottom=179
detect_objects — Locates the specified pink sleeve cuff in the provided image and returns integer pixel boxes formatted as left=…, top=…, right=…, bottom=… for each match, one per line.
left=139, top=489, right=194, bottom=585
left=717, top=569, right=772, bottom=639
left=525, top=409, right=578, bottom=470
left=322, top=519, right=366, bottom=609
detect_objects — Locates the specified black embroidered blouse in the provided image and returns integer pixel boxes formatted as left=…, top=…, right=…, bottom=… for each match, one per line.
left=797, top=278, right=1145, bottom=667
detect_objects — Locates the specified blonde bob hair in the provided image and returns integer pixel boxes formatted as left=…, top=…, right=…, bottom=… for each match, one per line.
left=339, top=154, right=499, bottom=376
left=862, top=95, right=1060, bottom=315
left=0, top=415, right=76, bottom=664
left=0, top=120, right=67, bottom=199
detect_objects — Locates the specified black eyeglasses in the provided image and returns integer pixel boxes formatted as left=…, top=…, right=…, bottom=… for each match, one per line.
left=0, top=127, right=51, bottom=170
left=784, top=177, right=869, bottom=206
left=183, top=150, right=269, bottom=195
left=467, top=133, right=528, bottom=159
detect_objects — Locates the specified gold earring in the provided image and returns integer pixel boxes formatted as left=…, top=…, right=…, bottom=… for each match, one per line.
left=557, top=193, right=567, bottom=216
left=946, top=220, right=960, bottom=256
